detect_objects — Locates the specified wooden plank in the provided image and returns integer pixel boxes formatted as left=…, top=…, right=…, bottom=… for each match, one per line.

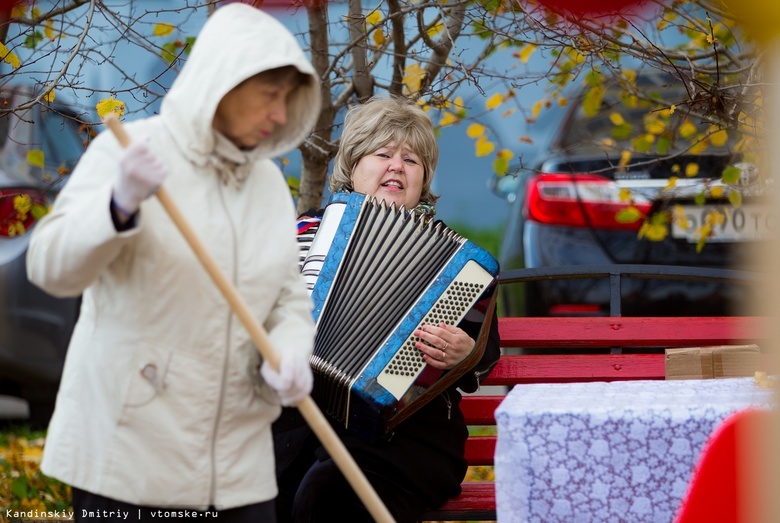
left=461, top=396, right=502, bottom=424
left=498, top=316, right=770, bottom=348
left=480, top=354, right=665, bottom=386
left=419, top=482, right=496, bottom=522
left=463, top=435, right=496, bottom=466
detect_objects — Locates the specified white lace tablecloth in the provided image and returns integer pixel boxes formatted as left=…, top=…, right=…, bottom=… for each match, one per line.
left=494, top=377, right=774, bottom=523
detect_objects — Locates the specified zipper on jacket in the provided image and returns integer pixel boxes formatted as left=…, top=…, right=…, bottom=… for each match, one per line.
left=473, top=368, right=489, bottom=389
left=443, top=390, right=452, bottom=420
left=473, top=359, right=499, bottom=390
left=208, top=182, right=240, bottom=505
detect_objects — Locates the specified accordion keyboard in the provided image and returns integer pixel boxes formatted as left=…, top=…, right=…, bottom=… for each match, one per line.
left=376, top=260, right=494, bottom=399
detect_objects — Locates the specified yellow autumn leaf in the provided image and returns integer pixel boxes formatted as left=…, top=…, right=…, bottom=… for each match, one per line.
left=518, top=44, right=536, bottom=64
left=44, top=19, right=55, bottom=41
left=44, top=89, right=55, bottom=103
left=557, top=96, right=568, bottom=107
left=493, top=149, right=514, bottom=176
left=402, top=63, right=426, bottom=95
left=645, top=117, right=666, bottom=135
left=21, top=445, right=43, bottom=463
left=728, top=190, right=742, bottom=208
left=685, top=163, right=699, bottom=177
left=453, top=97, right=465, bottom=111
left=96, top=97, right=126, bottom=118
left=366, top=10, right=383, bottom=27
left=496, top=148, right=513, bottom=161
left=153, top=23, right=175, bottom=37
left=705, top=209, right=725, bottom=227
left=710, top=127, right=728, bottom=147
left=689, top=139, right=708, bottom=155
left=14, top=194, right=31, bottom=215
left=475, top=135, right=495, bottom=157
left=372, top=30, right=386, bottom=47
left=599, top=138, right=617, bottom=148
left=669, top=104, right=677, bottom=114
left=664, top=176, right=678, bottom=191
left=11, top=4, right=27, bottom=17
left=622, top=69, right=637, bottom=85
left=427, top=22, right=443, bottom=38
left=695, top=224, right=711, bottom=252
left=616, top=206, right=643, bottom=224
left=493, top=156, right=509, bottom=176
left=610, top=113, right=625, bottom=126
left=439, top=112, right=459, bottom=127
left=531, top=100, right=545, bottom=119
left=638, top=221, right=668, bottom=242
left=519, top=136, right=534, bottom=144
left=486, top=93, right=503, bottom=111
left=680, top=120, right=697, bottom=139
left=467, top=123, right=486, bottom=138
left=618, top=188, right=632, bottom=202
left=710, top=186, right=724, bottom=198
left=502, top=108, right=517, bottom=118
left=0, top=42, right=20, bottom=69
left=619, top=150, right=632, bottom=167
left=27, top=150, right=45, bottom=168
left=673, top=205, right=690, bottom=230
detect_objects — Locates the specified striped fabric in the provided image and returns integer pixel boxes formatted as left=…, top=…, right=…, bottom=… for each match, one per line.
left=297, top=215, right=322, bottom=288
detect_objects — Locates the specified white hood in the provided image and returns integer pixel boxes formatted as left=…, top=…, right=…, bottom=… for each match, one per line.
left=161, top=3, right=320, bottom=164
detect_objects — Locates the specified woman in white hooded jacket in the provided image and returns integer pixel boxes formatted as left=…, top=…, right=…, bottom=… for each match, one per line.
left=26, top=4, right=320, bottom=521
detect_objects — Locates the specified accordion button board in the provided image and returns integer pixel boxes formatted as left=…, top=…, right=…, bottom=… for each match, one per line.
left=376, top=259, right=494, bottom=399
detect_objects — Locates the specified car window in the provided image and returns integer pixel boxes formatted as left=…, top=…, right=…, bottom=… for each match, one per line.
left=39, top=108, right=84, bottom=171
left=559, top=77, right=736, bottom=155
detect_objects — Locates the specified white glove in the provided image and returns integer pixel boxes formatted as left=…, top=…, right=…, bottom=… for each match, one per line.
left=113, top=140, right=169, bottom=215
left=260, top=350, right=313, bottom=406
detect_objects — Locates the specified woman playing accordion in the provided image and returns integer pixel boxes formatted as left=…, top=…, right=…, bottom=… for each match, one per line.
left=273, top=96, right=500, bottom=523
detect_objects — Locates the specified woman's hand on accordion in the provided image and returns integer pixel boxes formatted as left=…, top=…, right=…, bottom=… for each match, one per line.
left=414, top=322, right=475, bottom=370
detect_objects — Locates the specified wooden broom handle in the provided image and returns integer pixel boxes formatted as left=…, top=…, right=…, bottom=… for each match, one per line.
left=103, top=114, right=395, bottom=523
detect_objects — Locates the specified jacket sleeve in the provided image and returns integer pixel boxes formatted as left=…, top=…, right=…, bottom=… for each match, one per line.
left=26, top=130, right=140, bottom=298
left=262, top=198, right=316, bottom=360
left=263, top=261, right=316, bottom=360
left=454, top=280, right=500, bottom=394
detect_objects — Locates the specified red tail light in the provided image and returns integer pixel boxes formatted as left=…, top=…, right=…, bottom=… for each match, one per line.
left=0, top=189, right=49, bottom=237
left=525, top=173, right=652, bottom=230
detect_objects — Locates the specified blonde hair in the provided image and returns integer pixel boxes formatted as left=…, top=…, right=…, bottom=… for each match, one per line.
left=329, top=97, right=439, bottom=204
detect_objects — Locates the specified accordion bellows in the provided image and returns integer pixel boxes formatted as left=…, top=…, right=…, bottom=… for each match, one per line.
left=303, top=192, right=499, bottom=441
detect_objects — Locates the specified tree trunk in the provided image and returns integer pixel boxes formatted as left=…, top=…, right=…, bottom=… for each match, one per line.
left=298, top=0, right=337, bottom=214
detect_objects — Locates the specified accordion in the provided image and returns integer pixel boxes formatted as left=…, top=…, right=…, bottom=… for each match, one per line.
left=302, top=192, right=499, bottom=442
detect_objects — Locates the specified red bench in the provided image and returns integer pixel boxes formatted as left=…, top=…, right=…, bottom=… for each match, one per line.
left=419, top=265, right=769, bottom=522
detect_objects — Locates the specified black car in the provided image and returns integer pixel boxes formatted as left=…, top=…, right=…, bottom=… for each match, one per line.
left=0, top=86, right=85, bottom=424
left=493, top=73, right=770, bottom=318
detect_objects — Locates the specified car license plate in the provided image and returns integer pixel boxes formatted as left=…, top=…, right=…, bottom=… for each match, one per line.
left=671, top=204, right=777, bottom=242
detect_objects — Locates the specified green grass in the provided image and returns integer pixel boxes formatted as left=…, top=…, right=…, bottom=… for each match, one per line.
left=446, top=222, right=503, bottom=259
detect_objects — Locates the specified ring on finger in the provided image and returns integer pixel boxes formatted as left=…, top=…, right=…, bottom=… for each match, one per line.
left=441, top=349, right=446, bottom=361
left=442, top=342, right=448, bottom=352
